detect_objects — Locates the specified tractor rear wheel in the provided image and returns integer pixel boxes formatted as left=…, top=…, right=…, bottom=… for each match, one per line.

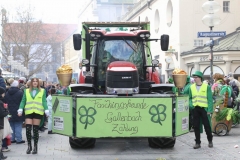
left=69, top=137, right=96, bottom=148
left=148, top=137, right=176, bottom=148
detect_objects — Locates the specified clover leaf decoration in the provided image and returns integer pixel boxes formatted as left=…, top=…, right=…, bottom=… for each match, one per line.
left=78, top=106, right=97, bottom=129
left=149, top=104, right=167, bottom=125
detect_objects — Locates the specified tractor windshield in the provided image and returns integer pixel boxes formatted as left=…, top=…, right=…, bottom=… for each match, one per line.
left=97, top=39, right=144, bottom=83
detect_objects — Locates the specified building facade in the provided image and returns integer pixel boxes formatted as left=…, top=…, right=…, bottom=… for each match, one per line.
left=73, top=0, right=240, bottom=82
left=181, top=27, right=240, bottom=81
left=121, top=0, right=240, bottom=81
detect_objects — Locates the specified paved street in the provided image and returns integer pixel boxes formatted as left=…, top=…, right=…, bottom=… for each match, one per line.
left=4, top=125, right=240, bottom=160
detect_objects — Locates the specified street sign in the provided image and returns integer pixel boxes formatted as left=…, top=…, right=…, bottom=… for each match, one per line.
left=197, top=31, right=226, bottom=38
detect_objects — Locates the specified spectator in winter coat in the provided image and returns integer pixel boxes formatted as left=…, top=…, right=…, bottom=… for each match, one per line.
left=226, top=79, right=236, bottom=108
left=0, top=69, right=6, bottom=90
left=46, top=84, right=55, bottom=97
left=230, top=80, right=239, bottom=97
left=55, top=84, right=62, bottom=94
left=4, top=80, right=25, bottom=144
left=18, top=80, right=25, bottom=90
left=0, top=86, right=9, bottom=159
left=6, top=78, right=14, bottom=92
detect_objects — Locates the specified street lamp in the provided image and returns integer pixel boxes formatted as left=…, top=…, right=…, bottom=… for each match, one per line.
left=202, top=0, right=221, bottom=85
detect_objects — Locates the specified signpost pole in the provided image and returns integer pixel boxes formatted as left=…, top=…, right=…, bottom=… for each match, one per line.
left=210, top=26, right=214, bottom=85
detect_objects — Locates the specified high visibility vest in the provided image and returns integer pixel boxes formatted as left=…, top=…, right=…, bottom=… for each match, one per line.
left=25, top=89, right=44, bottom=115
left=190, top=83, right=208, bottom=108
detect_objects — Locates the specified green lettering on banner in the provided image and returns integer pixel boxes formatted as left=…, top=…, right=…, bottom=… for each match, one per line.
left=76, top=98, right=173, bottom=138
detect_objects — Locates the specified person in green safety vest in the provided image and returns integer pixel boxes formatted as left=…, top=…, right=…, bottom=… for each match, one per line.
left=189, top=71, right=213, bottom=149
left=18, top=78, right=49, bottom=155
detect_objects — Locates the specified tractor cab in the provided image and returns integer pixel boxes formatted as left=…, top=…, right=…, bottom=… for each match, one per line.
left=73, top=22, right=169, bottom=94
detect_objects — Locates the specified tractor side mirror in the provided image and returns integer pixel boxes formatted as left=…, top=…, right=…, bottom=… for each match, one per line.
left=160, top=34, right=169, bottom=51
left=73, top=34, right=82, bottom=50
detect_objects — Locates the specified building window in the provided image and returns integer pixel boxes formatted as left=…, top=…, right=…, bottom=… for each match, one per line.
left=223, top=1, right=230, bottom=12
left=194, top=39, right=203, bottom=47
left=154, top=9, right=160, bottom=33
left=166, top=0, right=173, bottom=27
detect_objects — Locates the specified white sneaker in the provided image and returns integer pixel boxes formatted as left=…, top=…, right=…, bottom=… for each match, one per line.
left=2, top=148, right=10, bottom=152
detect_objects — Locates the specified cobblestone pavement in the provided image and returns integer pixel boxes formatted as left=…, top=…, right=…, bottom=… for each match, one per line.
left=3, top=125, right=240, bottom=160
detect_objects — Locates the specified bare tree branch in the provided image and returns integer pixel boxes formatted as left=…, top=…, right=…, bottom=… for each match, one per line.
left=1, top=7, right=62, bottom=78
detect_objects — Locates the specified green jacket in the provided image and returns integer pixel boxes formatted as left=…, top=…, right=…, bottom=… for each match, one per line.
left=172, top=87, right=178, bottom=94
left=67, top=86, right=71, bottom=95
left=182, top=83, right=191, bottom=95
left=19, top=88, right=48, bottom=110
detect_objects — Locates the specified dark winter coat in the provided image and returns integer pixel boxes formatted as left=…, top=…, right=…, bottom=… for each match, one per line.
left=232, top=86, right=239, bottom=97
left=0, top=100, right=8, bottom=129
left=4, top=87, right=24, bottom=122
left=0, top=76, right=6, bottom=90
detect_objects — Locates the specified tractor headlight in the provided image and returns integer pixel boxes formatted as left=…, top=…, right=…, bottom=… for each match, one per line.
left=90, top=31, right=103, bottom=39
left=138, top=32, right=151, bottom=39
left=90, top=33, right=95, bottom=37
left=96, top=34, right=101, bottom=38
left=139, top=34, right=145, bottom=38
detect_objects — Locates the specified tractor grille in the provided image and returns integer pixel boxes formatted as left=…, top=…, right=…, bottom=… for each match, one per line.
left=106, top=70, right=138, bottom=88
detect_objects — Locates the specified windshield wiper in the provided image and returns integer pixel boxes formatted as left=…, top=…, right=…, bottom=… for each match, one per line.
left=122, top=37, right=137, bottom=53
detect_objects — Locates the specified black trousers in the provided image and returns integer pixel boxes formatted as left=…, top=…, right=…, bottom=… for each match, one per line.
left=193, top=106, right=213, bottom=144
left=189, top=109, right=194, bottom=129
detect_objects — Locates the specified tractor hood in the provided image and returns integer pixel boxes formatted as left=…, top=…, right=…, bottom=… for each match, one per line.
left=106, top=61, right=139, bottom=95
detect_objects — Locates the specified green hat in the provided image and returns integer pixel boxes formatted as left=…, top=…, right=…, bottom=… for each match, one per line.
left=192, top=71, right=203, bottom=81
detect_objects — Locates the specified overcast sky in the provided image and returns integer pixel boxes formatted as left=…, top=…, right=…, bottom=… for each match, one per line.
left=1, top=0, right=86, bottom=24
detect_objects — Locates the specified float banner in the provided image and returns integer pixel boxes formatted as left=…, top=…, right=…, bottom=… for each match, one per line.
left=76, top=97, right=173, bottom=138
left=52, top=96, right=73, bottom=136
left=175, top=96, right=189, bottom=136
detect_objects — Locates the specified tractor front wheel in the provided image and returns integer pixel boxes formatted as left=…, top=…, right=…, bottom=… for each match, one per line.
left=148, top=137, right=176, bottom=148
left=69, top=137, right=96, bottom=149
